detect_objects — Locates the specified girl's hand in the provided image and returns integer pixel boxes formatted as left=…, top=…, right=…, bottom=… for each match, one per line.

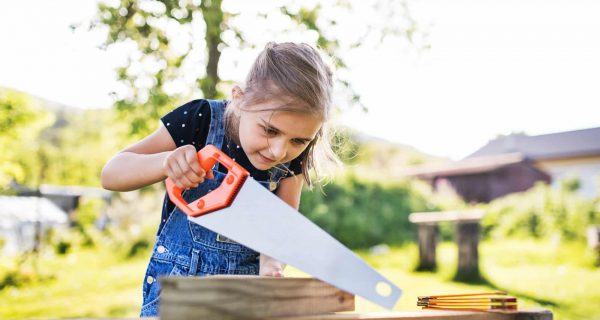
left=259, top=254, right=285, bottom=277
left=163, top=145, right=213, bottom=189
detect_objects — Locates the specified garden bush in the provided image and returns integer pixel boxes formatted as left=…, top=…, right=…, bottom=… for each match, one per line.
left=480, top=182, right=600, bottom=241
left=300, top=174, right=435, bottom=249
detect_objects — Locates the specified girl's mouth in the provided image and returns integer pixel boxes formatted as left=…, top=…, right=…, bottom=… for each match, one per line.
left=258, top=153, right=276, bottom=163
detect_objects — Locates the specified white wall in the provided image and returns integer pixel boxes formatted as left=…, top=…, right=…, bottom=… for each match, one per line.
left=536, top=157, right=600, bottom=198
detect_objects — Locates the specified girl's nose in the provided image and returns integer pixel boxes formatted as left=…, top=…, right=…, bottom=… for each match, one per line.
left=269, top=139, right=287, bottom=161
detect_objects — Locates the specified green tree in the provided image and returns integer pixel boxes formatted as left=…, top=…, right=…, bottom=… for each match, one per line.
left=0, top=89, right=53, bottom=190
left=39, top=108, right=127, bottom=186
left=0, top=87, right=126, bottom=189
left=90, top=0, right=423, bottom=139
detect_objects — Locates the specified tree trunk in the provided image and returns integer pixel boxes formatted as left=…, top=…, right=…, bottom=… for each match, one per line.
left=200, top=0, right=224, bottom=99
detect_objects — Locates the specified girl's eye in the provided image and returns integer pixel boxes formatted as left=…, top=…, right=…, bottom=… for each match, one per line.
left=292, top=139, right=308, bottom=146
left=263, top=126, right=278, bottom=136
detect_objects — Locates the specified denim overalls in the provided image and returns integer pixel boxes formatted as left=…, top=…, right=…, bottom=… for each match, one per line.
left=140, top=100, right=287, bottom=316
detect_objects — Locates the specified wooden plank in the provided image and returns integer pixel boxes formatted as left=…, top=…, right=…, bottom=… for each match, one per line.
left=588, top=225, right=600, bottom=266
left=409, top=210, right=484, bottom=224
left=409, top=211, right=484, bottom=278
left=160, top=276, right=354, bottom=319
left=268, top=310, right=553, bottom=320
left=75, top=309, right=552, bottom=320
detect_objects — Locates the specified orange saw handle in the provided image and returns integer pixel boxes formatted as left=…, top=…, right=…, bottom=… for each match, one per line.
left=165, top=144, right=249, bottom=217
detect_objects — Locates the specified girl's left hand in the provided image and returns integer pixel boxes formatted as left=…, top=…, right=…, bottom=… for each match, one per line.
left=259, top=254, right=285, bottom=277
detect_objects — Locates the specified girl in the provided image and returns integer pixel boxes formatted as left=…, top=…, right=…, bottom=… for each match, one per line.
left=100, top=42, right=338, bottom=316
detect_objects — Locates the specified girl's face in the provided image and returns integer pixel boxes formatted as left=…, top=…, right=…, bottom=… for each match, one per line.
left=236, top=98, right=322, bottom=171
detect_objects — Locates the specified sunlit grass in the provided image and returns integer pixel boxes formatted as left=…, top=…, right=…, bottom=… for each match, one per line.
left=0, top=246, right=146, bottom=318
left=479, top=240, right=600, bottom=319
left=1, top=238, right=598, bottom=319
left=288, top=239, right=600, bottom=319
left=357, top=240, right=600, bottom=319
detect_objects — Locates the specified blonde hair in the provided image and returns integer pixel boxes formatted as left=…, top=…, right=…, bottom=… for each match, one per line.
left=225, top=42, right=340, bottom=188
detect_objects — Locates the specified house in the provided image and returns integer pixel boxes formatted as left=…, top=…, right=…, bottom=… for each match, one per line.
left=407, top=127, right=600, bottom=202
left=0, top=184, right=114, bottom=255
left=14, top=183, right=113, bottom=222
left=0, top=196, right=68, bottom=255
left=38, top=184, right=112, bottom=215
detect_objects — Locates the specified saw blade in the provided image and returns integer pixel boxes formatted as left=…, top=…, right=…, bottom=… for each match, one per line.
left=188, top=178, right=402, bottom=309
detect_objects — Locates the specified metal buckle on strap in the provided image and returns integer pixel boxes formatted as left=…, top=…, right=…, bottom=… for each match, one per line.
left=269, top=181, right=278, bottom=191
left=216, top=234, right=239, bottom=244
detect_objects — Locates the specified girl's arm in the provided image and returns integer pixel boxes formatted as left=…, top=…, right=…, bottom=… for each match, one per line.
left=259, top=174, right=305, bottom=276
left=275, top=174, right=304, bottom=210
left=101, top=123, right=175, bottom=191
left=101, top=123, right=207, bottom=192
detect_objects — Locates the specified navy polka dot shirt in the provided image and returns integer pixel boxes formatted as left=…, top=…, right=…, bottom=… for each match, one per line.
left=160, top=99, right=303, bottom=182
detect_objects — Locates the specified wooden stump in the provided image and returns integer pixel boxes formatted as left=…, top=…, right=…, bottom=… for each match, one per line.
left=454, top=222, right=480, bottom=281
left=416, top=224, right=439, bottom=271
left=587, top=225, right=600, bottom=266
left=160, top=276, right=354, bottom=320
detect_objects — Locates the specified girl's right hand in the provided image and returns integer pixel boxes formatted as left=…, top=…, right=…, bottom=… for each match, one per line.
left=163, top=145, right=214, bottom=189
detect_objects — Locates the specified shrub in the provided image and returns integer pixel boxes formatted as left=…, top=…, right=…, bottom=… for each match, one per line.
left=481, top=182, right=600, bottom=241
left=55, top=239, right=71, bottom=255
left=300, top=174, right=435, bottom=249
left=127, top=238, right=150, bottom=258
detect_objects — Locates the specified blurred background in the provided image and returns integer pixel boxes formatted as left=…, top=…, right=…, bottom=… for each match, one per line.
left=0, top=0, right=599, bottom=318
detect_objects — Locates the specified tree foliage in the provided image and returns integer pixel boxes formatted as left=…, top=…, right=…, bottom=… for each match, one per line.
left=92, top=0, right=423, bottom=138
left=0, top=88, right=125, bottom=190
left=37, top=109, right=126, bottom=186
left=481, top=182, right=600, bottom=241
left=0, top=89, right=53, bottom=190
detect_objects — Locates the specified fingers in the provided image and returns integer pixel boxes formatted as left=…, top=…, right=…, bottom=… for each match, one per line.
left=271, top=270, right=284, bottom=277
left=259, top=254, right=285, bottom=277
left=175, top=150, right=205, bottom=188
left=260, top=268, right=284, bottom=277
left=182, top=148, right=206, bottom=184
left=165, top=145, right=209, bottom=189
left=205, top=167, right=214, bottom=180
left=167, top=159, right=195, bottom=189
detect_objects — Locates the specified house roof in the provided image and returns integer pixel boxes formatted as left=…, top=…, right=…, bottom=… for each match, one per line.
left=403, top=153, right=527, bottom=178
left=39, top=184, right=112, bottom=198
left=466, top=127, right=600, bottom=161
left=0, top=196, right=68, bottom=228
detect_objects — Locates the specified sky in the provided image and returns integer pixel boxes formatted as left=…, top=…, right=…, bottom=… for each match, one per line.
left=1, top=0, right=599, bottom=160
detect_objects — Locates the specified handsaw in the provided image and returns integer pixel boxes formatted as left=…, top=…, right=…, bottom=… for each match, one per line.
left=165, top=145, right=402, bottom=309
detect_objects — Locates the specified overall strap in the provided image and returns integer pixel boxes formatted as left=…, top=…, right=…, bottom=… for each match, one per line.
left=205, top=99, right=227, bottom=149
left=269, top=164, right=292, bottom=182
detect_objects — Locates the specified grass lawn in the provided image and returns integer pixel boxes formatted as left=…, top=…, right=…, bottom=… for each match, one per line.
left=355, top=240, right=600, bottom=319
left=1, top=238, right=598, bottom=319
left=0, top=248, right=145, bottom=318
